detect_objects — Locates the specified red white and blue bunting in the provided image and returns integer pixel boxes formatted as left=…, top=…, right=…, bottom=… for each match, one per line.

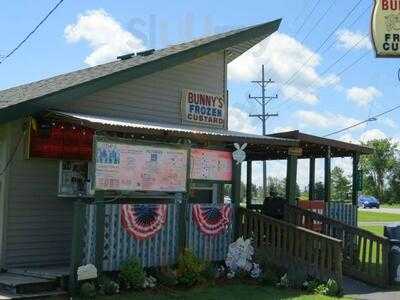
left=192, top=204, right=231, bottom=236
left=121, top=204, right=168, bottom=240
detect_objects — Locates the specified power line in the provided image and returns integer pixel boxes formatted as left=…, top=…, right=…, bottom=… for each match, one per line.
left=301, top=0, right=335, bottom=44
left=323, top=104, right=400, bottom=137
left=283, top=0, right=363, bottom=88
left=0, top=0, right=65, bottom=65
left=294, top=0, right=322, bottom=37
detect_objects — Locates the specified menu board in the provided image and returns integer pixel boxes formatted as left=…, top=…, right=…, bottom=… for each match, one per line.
left=95, top=142, right=188, bottom=192
left=190, top=148, right=232, bottom=181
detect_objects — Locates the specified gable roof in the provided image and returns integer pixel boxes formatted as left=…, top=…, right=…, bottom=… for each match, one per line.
left=0, top=19, right=281, bottom=123
left=267, top=130, right=372, bottom=158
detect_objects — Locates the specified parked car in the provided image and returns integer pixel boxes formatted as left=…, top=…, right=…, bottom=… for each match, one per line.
left=358, top=195, right=380, bottom=209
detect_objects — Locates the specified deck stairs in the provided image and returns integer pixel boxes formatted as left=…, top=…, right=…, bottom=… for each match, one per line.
left=0, top=266, right=68, bottom=299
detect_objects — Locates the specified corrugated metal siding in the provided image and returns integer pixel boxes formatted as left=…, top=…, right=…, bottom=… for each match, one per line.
left=82, top=204, right=179, bottom=271
left=326, top=202, right=357, bottom=227
left=4, top=120, right=73, bottom=267
left=81, top=203, right=233, bottom=270
left=186, top=204, right=233, bottom=261
left=51, top=52, right=226, bottom=127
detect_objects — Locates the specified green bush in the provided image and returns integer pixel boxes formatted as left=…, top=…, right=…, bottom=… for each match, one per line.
left=119, top=258, right=145, bottom=290
left=255, top=249, right=285, bottom=286
left=80, top=282, right=96, bottom=299
left=155, top=268, right=178, bottom=287
left=100, top=277, right=119, bottom=295
left=314, top=279, right=341, bottom=296
left=286, top=264, right=308, bottom=289
left=176, top=249, right=206, bottom=287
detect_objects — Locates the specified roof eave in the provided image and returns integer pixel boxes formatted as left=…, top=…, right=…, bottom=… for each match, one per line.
left=0, top=19, right=281, bottom=124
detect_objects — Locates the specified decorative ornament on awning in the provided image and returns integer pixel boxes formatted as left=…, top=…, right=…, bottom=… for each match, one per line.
left=232, top=143, right=247, bottom=164
left=192, top=204, right=231, bottom=236
left=121, top=204, right=168, bottom=240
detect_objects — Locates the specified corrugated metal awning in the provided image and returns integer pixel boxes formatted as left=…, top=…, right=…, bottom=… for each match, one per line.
left=50, top=111, right=298, bottom=147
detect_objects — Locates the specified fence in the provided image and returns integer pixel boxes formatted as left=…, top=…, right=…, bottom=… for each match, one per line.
left=326, top=202, right=357, bottom=227
left=237, top=208, right=343, bottom=286
left=284, top=204, right=390, bottom=287
left=80, top=202, right=234, bottom=271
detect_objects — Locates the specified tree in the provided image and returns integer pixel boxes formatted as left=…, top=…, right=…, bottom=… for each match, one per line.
left=387, top=162, right=400, bottom=204
left=315, top=181, right=325, bottom=200
left=360, top=139, right=397, bottom=202
left=331, top=166, right=351, bottom=201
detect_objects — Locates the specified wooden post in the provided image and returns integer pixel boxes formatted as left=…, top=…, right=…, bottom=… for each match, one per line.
left=286, top=155, right=298, bottom=205
left=177, top=193, right=187, bottom=255
left=95, top=191, right=105, bottom=275
left=324, top=146, right=331, bottom=203
left=232, top=162, right=242, bottom=238
left=309, top=157, right=315, bottom=201
left=352, top=154, right=360, bottom=206
left=69, top=200, right=85, bottom=293
left=246, top=161, right=252, bottom=208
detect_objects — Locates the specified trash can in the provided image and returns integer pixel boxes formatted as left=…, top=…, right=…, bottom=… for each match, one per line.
left=384, top=225, right=400, bottom=283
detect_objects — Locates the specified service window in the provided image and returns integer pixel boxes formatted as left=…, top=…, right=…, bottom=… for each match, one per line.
left=58, top=160, right=93, bottom=197
left=189, top=182, right=221, bottom=204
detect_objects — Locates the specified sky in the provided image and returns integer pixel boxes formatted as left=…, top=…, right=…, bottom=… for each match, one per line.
left=1, top=0, right=399, bottom=189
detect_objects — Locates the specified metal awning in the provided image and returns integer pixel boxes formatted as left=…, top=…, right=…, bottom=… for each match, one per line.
left=49, top=111, right=298, bottom=150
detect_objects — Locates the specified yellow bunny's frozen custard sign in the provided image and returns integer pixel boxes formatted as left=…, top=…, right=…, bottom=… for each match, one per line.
left=372, top=0, right=400, bottom=57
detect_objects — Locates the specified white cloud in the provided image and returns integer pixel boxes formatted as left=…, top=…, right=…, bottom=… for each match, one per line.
left=228, top=33, right=339, bottom=104
left=65, top=9, right=145, bottom=66
left=346, top=86, right=382, bottom=107
left=336, top=29, right=372, bottom=50
left=360, top=129, right=386, bottom=143
left=379, top=117, right=397, bottom=129
left=273, top=126, right=295, bottom=133
left=228, top=107, right=258, bottom=134
left=295, top=110, right=363, bottom=130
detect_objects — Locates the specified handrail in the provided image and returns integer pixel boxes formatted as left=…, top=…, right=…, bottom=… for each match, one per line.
left=237, top=208, right=343, bottom=286
left=283, top=204, right=390, bottom=287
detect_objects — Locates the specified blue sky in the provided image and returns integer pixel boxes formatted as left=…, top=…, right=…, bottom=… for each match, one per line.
left=1, top=0, right=399, bottom=188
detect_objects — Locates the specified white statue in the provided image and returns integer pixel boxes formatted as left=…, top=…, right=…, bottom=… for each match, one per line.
left=232, top=143, right=247, bottom=164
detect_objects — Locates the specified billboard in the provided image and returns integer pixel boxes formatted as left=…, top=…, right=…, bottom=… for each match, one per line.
left=371, top=0, right=400, bottom=57
left=95, top=141, right=188, bottom=192
left=181, top=89, right=226, bottom=128
left=190, top=148, right=232, bottom=181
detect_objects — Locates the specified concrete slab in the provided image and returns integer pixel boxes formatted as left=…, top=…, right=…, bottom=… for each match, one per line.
left=343, top=276, right=400, bottom=300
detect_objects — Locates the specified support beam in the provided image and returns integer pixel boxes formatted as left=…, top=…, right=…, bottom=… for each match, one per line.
left=324, top=146, right=331, bottom=203
left=352, top=154, right=360, bottom=206
left=95, top=191, right=105, bottom=275
left=309, top=157, right=315, bottom=201
left=246, top=161, right=252, bottom=208
left=232, top=162, right=242, bottom=238
left=69, top=201, right=85, bottom=293
left=286, top=155, right=298, bottom=205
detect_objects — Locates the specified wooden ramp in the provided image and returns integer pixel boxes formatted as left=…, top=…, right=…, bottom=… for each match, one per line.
left=237, top=208, right=343, bottom=286
left=284, top=204, right=390, bottom=288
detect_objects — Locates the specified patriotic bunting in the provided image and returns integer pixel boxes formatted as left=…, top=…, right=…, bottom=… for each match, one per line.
left=121, top=204, right=168, bottom=240
left=192, top=204, right=231, bottom=236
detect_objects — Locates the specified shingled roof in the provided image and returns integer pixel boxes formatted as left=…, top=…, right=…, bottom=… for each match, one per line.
left=0, top=19, right=281, bottom=123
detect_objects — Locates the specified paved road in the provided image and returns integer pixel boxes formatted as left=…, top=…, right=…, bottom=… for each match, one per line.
left=343, top=276, right=400, bottom=300
left=359, top=221, right=400, bottom=226
left=359, top=208, right=400, bottom=214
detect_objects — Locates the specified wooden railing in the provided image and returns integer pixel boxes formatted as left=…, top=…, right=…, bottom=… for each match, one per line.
left=237, top=208, right=343, bottom=286
left=284, top=204, right=390, bottom=287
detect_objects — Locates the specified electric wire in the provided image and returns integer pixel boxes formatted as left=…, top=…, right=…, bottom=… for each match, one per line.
left=323, top=104, right=400, bottom=137
left=0, top=0, right=65, bottom=65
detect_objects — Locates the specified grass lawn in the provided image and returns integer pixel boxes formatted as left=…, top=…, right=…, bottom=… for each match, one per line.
left=360, top=225, right=384, bottom=236
left=358, top=211, right=400, bottom=223
left=86, top=283, right=348, bottom=300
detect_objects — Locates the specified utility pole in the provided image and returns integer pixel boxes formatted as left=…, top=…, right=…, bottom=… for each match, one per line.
left=249, top=64, right=278, bottom=199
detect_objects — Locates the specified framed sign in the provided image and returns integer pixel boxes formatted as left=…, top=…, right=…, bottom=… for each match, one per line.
left=95, top=141, right=188, bottom=192
left=190, top=148, right=232, bottom=181
left=371, top=0, right=400, bottom=57
left=181, top=89, right=226, bottom=128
